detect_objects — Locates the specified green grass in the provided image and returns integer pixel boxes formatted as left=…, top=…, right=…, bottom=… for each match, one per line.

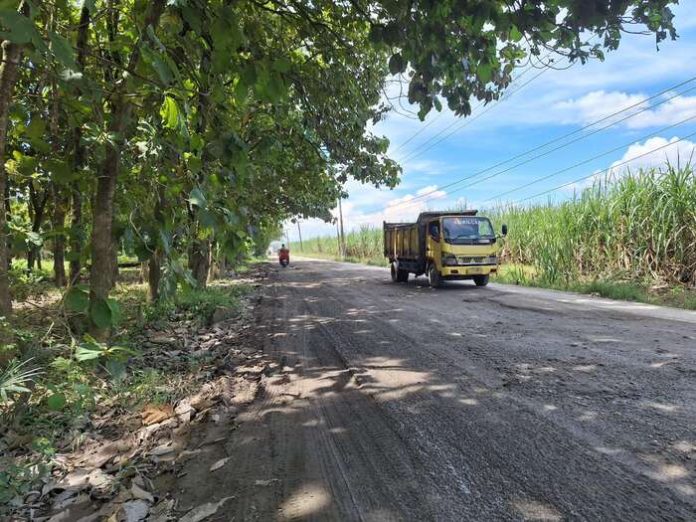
left=489, top=161, right=696, bottom=288
left=292, top=225, right=386, bottom=266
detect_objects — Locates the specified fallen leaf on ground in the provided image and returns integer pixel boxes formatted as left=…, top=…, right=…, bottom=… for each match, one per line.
left=130, top=483, right=154, bottom=503
left=209, top=457, right=230, bottom=471
left=179, top=497, right=234, bottom=522
left=254, top=479, right=279, bottom=486
left=141, top=404, right=175, bottom=426
left=149, top=442, right=175, bottom=456
left=121, top=500, right=150, bottom=522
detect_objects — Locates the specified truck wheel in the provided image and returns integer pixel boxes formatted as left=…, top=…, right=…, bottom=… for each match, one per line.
left=390, top=263, right=399, bottom=283
left=428, top=266, right=443, bottom=288
left=397, top=268, right=409, bottom=283
left=474, top=275, right=489, bottom=287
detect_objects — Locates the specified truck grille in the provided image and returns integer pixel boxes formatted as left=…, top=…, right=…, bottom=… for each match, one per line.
left=459, top=256, right=496, bottom=265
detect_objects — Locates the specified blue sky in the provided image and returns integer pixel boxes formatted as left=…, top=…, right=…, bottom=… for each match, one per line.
left=288, top=3, right=696, bottom=241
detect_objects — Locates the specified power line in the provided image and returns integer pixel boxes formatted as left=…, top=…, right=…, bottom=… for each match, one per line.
left=387, top=74, right=696, bottom=210
left=513, top=130, right=696, bottom=204
left=390, top=53, right=551, bottom=156
left=387, top=111, right=696, bottom=216
left=390, top=106, right=444, bottom=155
left=482, top=113, right=696, bottom=202
left=398, top=65, right=549, bottom=167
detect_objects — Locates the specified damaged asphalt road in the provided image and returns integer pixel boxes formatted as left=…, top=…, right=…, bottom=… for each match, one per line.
left=171, top=259, right=696, bottom=521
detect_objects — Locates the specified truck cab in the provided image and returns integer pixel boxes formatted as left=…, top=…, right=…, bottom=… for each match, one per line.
left=384, top=211, right=507, bottom=288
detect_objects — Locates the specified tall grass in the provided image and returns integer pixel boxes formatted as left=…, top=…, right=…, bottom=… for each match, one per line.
left=492, top=162, right=696, bottom=287
left=293, top=162, right=696, bottom=293
left=294, top=225, right=385, bottom=266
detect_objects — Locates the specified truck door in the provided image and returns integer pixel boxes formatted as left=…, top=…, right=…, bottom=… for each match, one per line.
left=426, top=220, right=442, bottom=269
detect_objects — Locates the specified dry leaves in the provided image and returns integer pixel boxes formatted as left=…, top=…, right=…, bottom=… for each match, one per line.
left=141, top=404, right=175, bottom=426
left=209, top=457, right=230, bottom=471
left=179, top=497, right=234, bottom=522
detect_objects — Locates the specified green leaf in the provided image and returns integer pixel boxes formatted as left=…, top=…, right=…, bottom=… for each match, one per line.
left=199, top=208, right=217, bottom=230
left=388, top=53, right=405, bottom=75
left=60, top=69, right=83, bottom=82
left=106, top=298, right=121, bottom=326
left=509, top=25, right=522, bottom=42
left=181, top=5, right=202, bottom=34
left=26, top=231, right=42, bottom=247
left=144, top=46, right=174, bottom=85
left=64, top=287, right=89, bottom=313
left=45, top=159, right=73, bottom=184
left=89, top=298, right=112, bottom=329
left=46, top=393, right=67, bottom=411
left=477, top=62, right=492, bottom=84
left=0, top=9, right=39, bottom=45
left=75, top=343, right=102, bottom=361
left=49, top=31, right=76, bottom=68
left=433, top=97, right=442, bottom=112
left=160, top=95, right=179, bottom=129
left=189, top=187, right=206, bottom=208
left=25, top=118, right=46, bottom=141
left=104, top=360, right=126, bottom=382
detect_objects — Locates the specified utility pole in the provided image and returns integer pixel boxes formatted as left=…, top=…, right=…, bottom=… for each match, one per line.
left=338, top=198, right=346, bottom=258
left=296, top=220, right=303, bottom=251
left=336, top=219, right=342, bottom=257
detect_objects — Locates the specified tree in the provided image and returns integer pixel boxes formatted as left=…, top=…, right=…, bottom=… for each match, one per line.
left=0, top=0, right=36, bottom=315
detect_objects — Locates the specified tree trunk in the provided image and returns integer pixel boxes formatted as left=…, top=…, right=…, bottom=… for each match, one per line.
left=68, top=5, right=91, bottom=286
left=189, top=239, right=211, bottom=288
left=89, top=137, right=121, bottom=339
left=147, top=254, right=161, bottom=303
left=0, top=8, right=28, bottom=312
left=52, top=186, right=67, bottom=286
left=147, top=184, right=165, bottom=302
left=187, top=46, right=213, bottom=289
left=111, top=232, right=119, bottom=288
left=4, top=178, right=10, bottom=272
left=49, top=66, right=66, bottom=286
left=88, top=0, right=166, bottom=339
left=69, top=188, right=82, bottom=285
left=27, top=183, right=48, bottom=274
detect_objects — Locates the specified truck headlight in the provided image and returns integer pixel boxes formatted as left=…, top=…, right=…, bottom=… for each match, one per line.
left=443, top=255, right=458, bottom=266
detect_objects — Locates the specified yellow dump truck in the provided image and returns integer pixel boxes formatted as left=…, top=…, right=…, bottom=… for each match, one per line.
left=384, top=211, right=507, bottom=287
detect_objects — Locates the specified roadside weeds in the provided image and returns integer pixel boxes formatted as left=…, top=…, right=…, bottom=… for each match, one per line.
left=1, top=266, right=279, bottom=521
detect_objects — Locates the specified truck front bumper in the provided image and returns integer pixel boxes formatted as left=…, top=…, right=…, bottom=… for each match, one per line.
left=441, top=264, right=497, bottom=279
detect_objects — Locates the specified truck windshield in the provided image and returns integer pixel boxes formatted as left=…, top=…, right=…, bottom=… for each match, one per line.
left=442, top=217, right=495, bottom=244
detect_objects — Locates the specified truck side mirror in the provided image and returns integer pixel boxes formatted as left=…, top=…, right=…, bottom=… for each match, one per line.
left=502, top=224, right=508, bottom=236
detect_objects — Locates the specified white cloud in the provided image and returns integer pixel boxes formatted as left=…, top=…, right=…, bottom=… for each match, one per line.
left=555, top=90, right=647, bottom=124
left=607, top=136, right=696, bottom=175
left=561, top=136, right=696, bottom=194
left=627, top=94, right=696, bottom=129
left=555, top=91, right=696, bottom=129
left=559, top=137, right=696, bottom=194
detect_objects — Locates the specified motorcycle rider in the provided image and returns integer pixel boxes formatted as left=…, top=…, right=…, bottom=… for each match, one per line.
left=279, top=244, right=290, bottom=266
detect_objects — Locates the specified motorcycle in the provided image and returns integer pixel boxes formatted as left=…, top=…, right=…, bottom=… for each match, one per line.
left=279, top=249, right=290, bottom=267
